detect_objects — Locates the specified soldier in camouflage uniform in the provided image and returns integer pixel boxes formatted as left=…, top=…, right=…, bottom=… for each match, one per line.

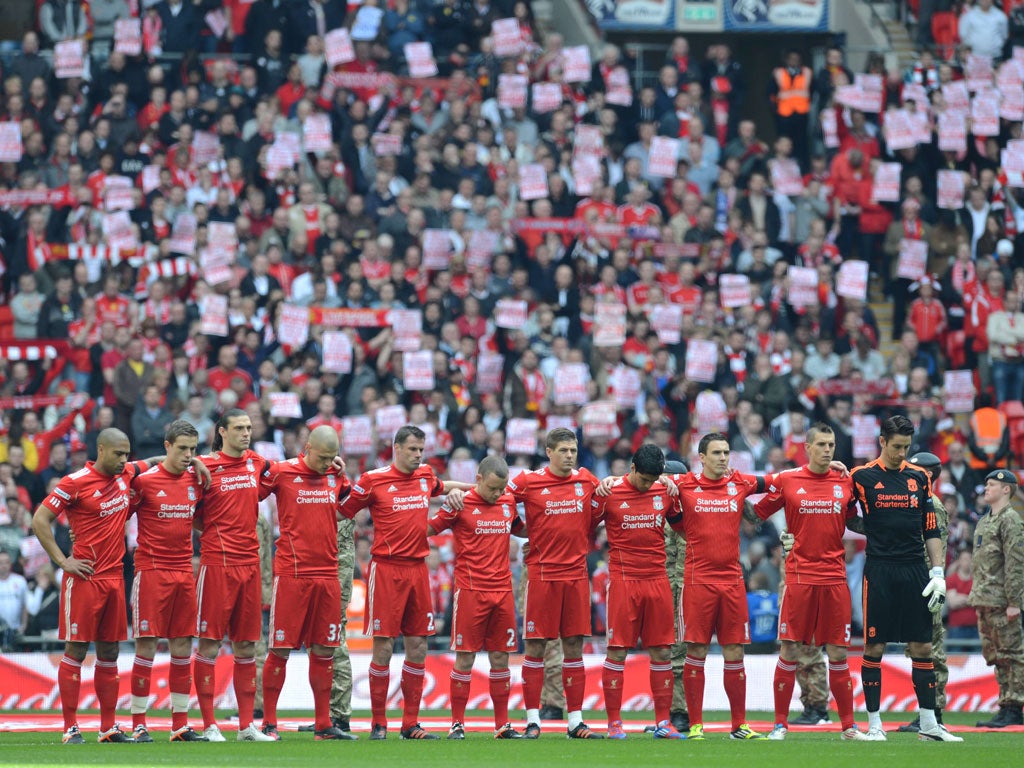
left=971, top=470, right=1024, bottom=728
left=664, top=524, right=689, bottom=731
left=254, top=512, right=273, bottom=714
left=516, top=556, right=565, bottom=717
left=329, top=518, right=356, bottom=732
left=898, top=453, right=949, bottom=732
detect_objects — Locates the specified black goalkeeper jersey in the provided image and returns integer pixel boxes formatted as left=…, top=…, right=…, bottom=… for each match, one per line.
left=851, top=459, right=940, bottom=563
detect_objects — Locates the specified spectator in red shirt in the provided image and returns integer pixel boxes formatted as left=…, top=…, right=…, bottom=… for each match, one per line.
left=907, top=277, right=947, bottom=358
left=207, top=345, right=254, bottom=394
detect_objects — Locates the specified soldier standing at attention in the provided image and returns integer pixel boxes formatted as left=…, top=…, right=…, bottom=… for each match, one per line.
left=662, top=460, right=689, bottom=733
left=972, top=470, right=1024, bottom=728
left=898, top=453, right=951, bottom=732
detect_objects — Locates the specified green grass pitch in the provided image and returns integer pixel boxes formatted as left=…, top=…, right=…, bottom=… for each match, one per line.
left=3, top=710, right=1022, bottom=768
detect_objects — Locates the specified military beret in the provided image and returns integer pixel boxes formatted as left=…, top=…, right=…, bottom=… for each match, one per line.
left=986, top=469, right=1018, bottom=486
left=664, top=460, right=688, bottom=475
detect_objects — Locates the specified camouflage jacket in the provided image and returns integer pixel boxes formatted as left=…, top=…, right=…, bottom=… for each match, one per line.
left=969, top=504, right=1024, bottom=609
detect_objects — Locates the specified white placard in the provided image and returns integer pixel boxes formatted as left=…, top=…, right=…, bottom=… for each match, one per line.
left=871, top=162, right=902, bottom=202
left=0, top=122, right=22, bottom=162
left=770, top=158, right=804, bottom=196
left=325, top=28, right=356, bottom=66
left=114, top=18, right=142, bottom=56
left=836, top=260, right=869, bottom=301
left=553, top=363, right=590, bottom=406
left=391, top=308, right=423, bottom=352
left=322, top=331, right=353, bottom=373
left=199, top=294, right=228, bottom=336
left=405, top=42, right=438, bottom=78
left=851, top=414, right=879, bottom=459
left=649, top=303, right=683, bottom=345
left=531, top=82, right=562, bottom=113
left=684, top=338, right=718, bottom=383
left=341, top=415, right=374, bottom=455
left=719, top=273, right=752, bottom=308
left=498, top=74, right=528, bottom=109
left=937, top=170, right=966, bottom=210
left=937, top=111, right=967, bottom=154
left=269, top=392, right=302, bottom=419
left=787, top=265, right=819, bottom=307
left=278, top=304, right=310, bottom=348
left=304, top=114, right=332, bottom=153
left=518, top=163, right=548, bottom=200
left=648, top=137, right=679, bottom=178
left=494, top=299, right=528, bottom=329
left=944, top=370, right=976, bottom=413
left=593, top=302, right=627, bottom=347
left=54, top=40, right=85, bottom=79
left=491, top=18, right=523, bottom=58
left=375, top=405, right=407, bottom=441
left=506, top=418, right=539, bottom=455
left=609, top=365, right=642, bottom=409
left=561, top=46, right=592, bottom=83
left=476, top=352, right=504, bottom=394
left=897, top=238, right=929, bottom=281
left=403, top=350, right=435, bottom=391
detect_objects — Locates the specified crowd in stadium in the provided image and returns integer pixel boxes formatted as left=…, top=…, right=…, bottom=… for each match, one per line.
left=0, top=0, right=1023, bottom=671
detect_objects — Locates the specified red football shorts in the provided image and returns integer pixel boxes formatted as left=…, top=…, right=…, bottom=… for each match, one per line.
left=778, top=582, right=853, bottom=646
left=365, top=559, right=435, bottom=638
left=682, top=582, right=750, bottom=646
left=522, top=578, right=590, bottom=640
left=60, top=576, right=127, bottom=643
left=606, top=576, right=675, bottom=649
left=131, top=569, right=197, bottom=639
left=195, top=563, right=262, bottom=642
left=269, top=575, right=342, bottom=649
left=450, top=587, right=517, bottom=653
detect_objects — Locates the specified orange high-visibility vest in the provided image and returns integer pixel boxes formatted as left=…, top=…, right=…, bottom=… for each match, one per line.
left=774, top=67, right=812, bottom=117
left=969, top=407, right=1008, bottom=469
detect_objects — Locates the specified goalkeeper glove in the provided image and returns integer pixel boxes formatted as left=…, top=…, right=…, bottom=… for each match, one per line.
left=922, top=566, right=946, bottom=613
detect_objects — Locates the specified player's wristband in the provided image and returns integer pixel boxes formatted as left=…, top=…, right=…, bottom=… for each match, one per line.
left=929, top=567, right=944, bottom=579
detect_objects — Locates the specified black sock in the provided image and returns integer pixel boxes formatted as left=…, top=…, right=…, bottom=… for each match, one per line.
left=911, top=657, right=936, bottom=711
left=862, top=655, right=883, bottom=712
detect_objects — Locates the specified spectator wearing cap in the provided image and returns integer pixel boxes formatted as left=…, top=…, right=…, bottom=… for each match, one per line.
left=986, top=277, right=1024, bottom=404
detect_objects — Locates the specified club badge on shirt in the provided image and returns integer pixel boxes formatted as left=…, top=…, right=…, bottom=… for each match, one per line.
left=574, top=483, right=584, bottom=497
left=327, top=475, right=336, bottom=488
left=187, top=486, right=196, bottom=501
left=420, top=478, right=428, bottom=493
left=726, top=483, right=737, bottom=496
left=246, top=459, right=255, bottom=472
left=502, top=504, right=511, bottom=518
left=116, top=478, right=127, bottom=491
left=653, top=495, right=664, bottom=511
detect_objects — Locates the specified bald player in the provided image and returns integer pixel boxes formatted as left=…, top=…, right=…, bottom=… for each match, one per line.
left=32, top=428, right=208, bottom=744
left=257, top=426, right=353, bottom=741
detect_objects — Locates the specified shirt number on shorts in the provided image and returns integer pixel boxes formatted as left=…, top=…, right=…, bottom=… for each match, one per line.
left=844, top=624, right=851, bottom=644
left=426, top=612, right=435, bottom=632
left=326, top=623, right=341, bottom=642
left=506, top=628, right=516, bottom=649
left=744, top=622, right=750, bottom=642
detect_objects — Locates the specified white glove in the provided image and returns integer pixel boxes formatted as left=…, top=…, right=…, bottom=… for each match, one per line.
left=922, top=566, right=946, bottom=613
left=780, top=532, right=795, bottom=556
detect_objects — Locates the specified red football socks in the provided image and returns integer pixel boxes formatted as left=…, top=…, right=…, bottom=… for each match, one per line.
left=309, top=653, right=333, bottom=731
left=368, top=662, right=390, bottom=727
left=683, top=655, right=706, bottom=726
left=58, top=655, right=82, bottom=731
left=489, top=668, right=511, bottom=728
left=193, top=654, right=218, bottom=728
left=650, top=661, right=673, bottom=725
left=93, top=659, right=120, bottom=732
left=602, top=658, right=625, bottom=723
left=773, top=658, right=797, bottom=726
left=521, top=656, right=544, bottom=711
left=450, top=669, right=472, bottom=724
left=233, top=656, right=257, bottom=730
left=261, top=652, right=288, bottom=726
left=723, top=661, right=747, bottom=730
left=131, top=655, right=153, bottom=728
left=562, top=657, right=586, bottom=714
left=829, top=661, right=854, bottom=730
left=400, top=662, right=425, bottom=731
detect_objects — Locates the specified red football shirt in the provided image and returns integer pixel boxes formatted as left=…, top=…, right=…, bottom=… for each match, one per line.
left=339, top=464, right=445, bottom=562
left=754, top=466, right=857, bottom=585
left=42, top=461, right=146, bottom=579
left=428, top=490, right=523, bottom=592
left=198, top=450, right=268, bottom=566
left=507, top=466, right=599, bottom=581
left=669, top=469, right=764, bottom=585
left=260, top=456, right=351, bottom=578
left=132, top=464, right=204, bottom=573
left=592, top=477, right=680, bottom=580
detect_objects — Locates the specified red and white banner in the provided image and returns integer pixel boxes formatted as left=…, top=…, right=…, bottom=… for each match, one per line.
left=580, top=400, right=618, bottom=440
left=199, top=294, right=229, bottom=336
left=897, top=239, right=928, bottom=281
left=278, top=304, right=311, bottom=348
left=0, top=652, right=1007, bottom=713
left=114, top=18, right=142, bottom=55
left=938, top=111, right=968, bottom=154
left=786, top=265, right=818, bottom=307
left=498, top=74, right=528, bottom=109
left=476, top=352, right=504, bottom=394
left=405, top=42, right=438, bottom=78
left=491, top=18, right=523, bottom=57
left=403, top=350, right=434, bottom=391
left=391, top=308, right=423, bottom=352
left=937, top=170, right=966, bottom=210
left=375, top=405, right=407, bottom=441
left=447, top=458, right=479, bottom=485
left=494, top=299, right=528, bottom=329
left=531, top=82, right=562, bottom=113
left=609, top=365, right=642, bottom=409
left=561, top=46, right=591, bottom=83
left=770, top=158, right=804, bottom=195
left=304, top=114, right=333, bottom=153
left=871, top=162, right=902, bottom=202
left=0, top=342, right=64, bottom=361
left=684, top=338, right=718, bottom=383
left=518, top=163, right=548, bottom=201
left=553, top=363, right=590, bottom=406
left=648, top=137, right=679, bottom=178
left=719, top=274, right=752, bottom=308
left=593, top=302, right=626, bottom=347
left=944, top=369, right=977, bottom=413
left=883, top=109, right=916, bottom=151
left=341, top=415, right=374, bottom=455
left=322, top=331, right=353, bottom=373
left=315, top=307, right=392, bottom=328
left=851, top=414, right=879, bottom=459
left=325, top=28, right=356, bottom=66
left=649, top=302, right=683, bottom=345
left=54, top=40, right=85, bottom=79
left=506, top=418, right=539, bottom=455
left=422, top=228, right=452, bottom=270
left=269, top=392, right=302, bottom=419
left=836, top=260, right=869, bottom=301
left=972, top=92, right=1001, bottom=137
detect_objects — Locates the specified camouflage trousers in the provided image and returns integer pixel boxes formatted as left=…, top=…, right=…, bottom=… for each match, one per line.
left=330, top=518, right=355, bottom=719
left=254, top=614, right=268, bottom=710
left=903, top=609, right=948, bottom=709
left=517, top=564, right=565, bottom=709
left=790, top=643, right=828, bottom=710
left=666, top=533, right=687, bottom=713
left=977, top=606, right=1024, bottom=708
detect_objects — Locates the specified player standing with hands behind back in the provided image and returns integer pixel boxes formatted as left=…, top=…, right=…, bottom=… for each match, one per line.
left=850, top=415, right=963, bottom=742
